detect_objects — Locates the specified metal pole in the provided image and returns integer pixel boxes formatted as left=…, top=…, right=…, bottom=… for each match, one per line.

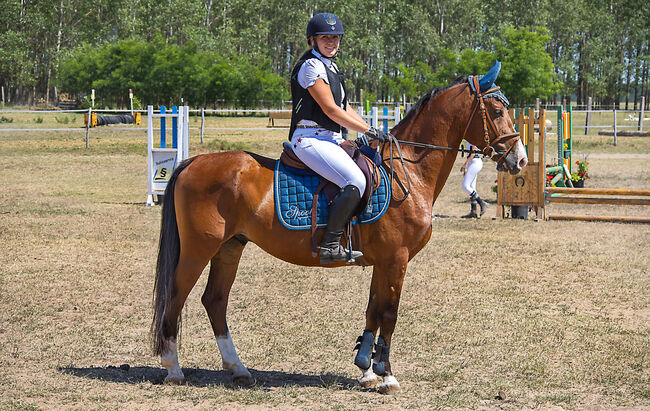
left=639, top=96, right=645, bottom=132
left=557, top=105, right=563, bottom=176
left=613, top=107, right=617, bottom=146
left=200, top=107, right=205, bottom=144
left=85, top=106, right=91, bottom=148
left=585, top=96, right=592, bottom=135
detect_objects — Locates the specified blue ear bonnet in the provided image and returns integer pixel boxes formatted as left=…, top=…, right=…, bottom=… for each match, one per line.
left=468, top=60, right=510, bottom=107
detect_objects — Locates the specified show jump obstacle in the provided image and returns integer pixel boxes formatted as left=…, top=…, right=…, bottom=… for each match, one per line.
left=497, top=107, right=650, bottom=223
left=497, top=108, right=547, bottom=219
left=146, top=105, right=189, bottom=206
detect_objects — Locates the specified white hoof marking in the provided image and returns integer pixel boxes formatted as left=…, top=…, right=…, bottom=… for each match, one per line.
left=216, top=332, right=252, bottom=382
left=378, top=375, right=401, bottom=394
left=359, top=368, right=379, bottom=388
left=161, top=339, right=185, bottom=383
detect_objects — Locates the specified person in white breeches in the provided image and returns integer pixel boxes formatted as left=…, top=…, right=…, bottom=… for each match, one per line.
left=289, top=12, right=388, bottom=264
left=291, top=133, right=366, bottom=194
left=460, top=142, right=489, bottom=218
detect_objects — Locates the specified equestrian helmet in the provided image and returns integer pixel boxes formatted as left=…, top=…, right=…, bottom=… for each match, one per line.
left=306, top=13, right=344, bottom=38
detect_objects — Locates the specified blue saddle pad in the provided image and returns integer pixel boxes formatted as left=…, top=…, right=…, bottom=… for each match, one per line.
left=274, top=160, right=390, bottom=230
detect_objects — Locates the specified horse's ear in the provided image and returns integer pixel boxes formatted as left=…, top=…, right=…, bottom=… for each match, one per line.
left=479, top=60, right=501, bottom=92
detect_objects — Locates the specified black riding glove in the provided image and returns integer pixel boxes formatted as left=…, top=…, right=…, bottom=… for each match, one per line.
left=364, top=127, right=389, bottom=143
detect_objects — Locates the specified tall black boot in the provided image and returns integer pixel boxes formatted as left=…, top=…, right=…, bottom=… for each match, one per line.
left=476, top=195, right=489, bottom=216
left=461, top=202, right=478, bottom=218
left=461, top=191, right=479, bottom=218
left=319, top=185, right=364, bottom=264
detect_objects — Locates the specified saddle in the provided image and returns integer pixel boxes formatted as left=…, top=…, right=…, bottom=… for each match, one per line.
left=278, top=140, right=385, bottom=257
left=280, top=140, right=381, bottom=211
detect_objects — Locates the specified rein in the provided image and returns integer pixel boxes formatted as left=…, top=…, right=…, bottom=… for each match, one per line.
left=382, top=78, right=520, bottom=201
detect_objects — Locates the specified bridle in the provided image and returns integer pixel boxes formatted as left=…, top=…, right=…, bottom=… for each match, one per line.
left=381, top=77, right=521, bottom=201
left=459, top=76, right=520, bottom=166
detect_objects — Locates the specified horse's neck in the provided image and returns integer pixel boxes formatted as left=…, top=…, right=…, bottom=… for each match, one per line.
left=393, top=96, right=467, bottom=206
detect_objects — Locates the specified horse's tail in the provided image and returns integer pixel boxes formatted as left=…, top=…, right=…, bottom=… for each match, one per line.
left=151, top=157, right=194, bottom=356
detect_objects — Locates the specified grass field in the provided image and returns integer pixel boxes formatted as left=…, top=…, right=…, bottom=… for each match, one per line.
left=0, top=113, right=648, bottom=410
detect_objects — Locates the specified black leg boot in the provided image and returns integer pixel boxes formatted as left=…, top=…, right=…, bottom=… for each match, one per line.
left=477, top=195, right=489, bottom=216
left=319, top=185, right=364, bottom=264
left=461, top=191, right=479, bottom=218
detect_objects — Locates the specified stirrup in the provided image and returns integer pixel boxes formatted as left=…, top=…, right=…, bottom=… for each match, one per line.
left=319, top=245, right=363, bottom=265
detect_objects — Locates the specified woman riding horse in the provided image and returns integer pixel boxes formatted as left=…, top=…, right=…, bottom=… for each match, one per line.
left=289, top=12, right=389, bottom=264
left=151, top=56, right=527, bottom=393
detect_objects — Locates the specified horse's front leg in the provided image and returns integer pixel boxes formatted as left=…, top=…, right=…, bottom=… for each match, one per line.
left=355, top=249, right=408, bottom=394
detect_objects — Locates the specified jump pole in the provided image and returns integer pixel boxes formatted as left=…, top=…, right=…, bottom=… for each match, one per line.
left=546, top=187, right=650, bottom=223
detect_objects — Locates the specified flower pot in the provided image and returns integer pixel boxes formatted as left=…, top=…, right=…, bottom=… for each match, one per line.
left=510, top=205, right=528, bottom=219
left=572, top=179, right=585, bottom=188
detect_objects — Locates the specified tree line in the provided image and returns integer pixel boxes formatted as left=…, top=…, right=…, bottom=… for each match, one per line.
left=0, top=0, right=648, bottom=109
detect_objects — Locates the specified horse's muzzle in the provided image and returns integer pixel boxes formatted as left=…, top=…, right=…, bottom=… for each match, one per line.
left=497, top=140, right=528, bottom=174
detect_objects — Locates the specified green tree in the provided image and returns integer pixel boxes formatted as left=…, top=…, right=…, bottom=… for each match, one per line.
left=493, top=27, right=558, bottom=105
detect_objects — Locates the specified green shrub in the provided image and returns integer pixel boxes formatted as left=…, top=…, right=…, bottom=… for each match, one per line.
left=0, top=116, right=13, bottom=123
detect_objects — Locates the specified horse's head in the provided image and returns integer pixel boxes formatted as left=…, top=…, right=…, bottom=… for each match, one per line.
left=462, top=61, right=528, bottom=174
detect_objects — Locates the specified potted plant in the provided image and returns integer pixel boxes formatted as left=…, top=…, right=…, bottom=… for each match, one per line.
left=570, top=155, right=590, bottom=188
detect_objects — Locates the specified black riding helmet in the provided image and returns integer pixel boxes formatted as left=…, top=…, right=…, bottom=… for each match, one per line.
left=306, top=13, right=344, bottom=56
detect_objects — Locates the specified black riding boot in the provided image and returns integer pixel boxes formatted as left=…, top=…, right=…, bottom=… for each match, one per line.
left=477, top=195, right=489, bottom=216
left=461, top=191, right=479, bottom=218
left=461, top=202, right=478, bottom=218
left=319, top=185, right=364, bottom=264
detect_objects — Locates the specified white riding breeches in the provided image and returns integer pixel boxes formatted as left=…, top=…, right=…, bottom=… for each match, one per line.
left=290, top=130, right=366, bottom=194
left=462, top=158, right=483, bottom=195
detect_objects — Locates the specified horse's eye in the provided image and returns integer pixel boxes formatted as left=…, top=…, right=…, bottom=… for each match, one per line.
left=495, top=109, right=503, bottom=117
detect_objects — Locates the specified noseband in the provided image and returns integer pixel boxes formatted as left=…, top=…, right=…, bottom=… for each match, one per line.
left=460, top=77, right=520, bottom=166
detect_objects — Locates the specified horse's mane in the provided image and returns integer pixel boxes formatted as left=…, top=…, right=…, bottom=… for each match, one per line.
left=391, top=76, right=467, bottom=135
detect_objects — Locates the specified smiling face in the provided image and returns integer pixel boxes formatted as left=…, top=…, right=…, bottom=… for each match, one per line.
left=311, top=34, right=341, bottom=58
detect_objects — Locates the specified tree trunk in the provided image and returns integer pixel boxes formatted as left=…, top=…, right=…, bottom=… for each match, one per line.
left=577, top=37, right=584, bottom=106
left=205, top=0, right=212, bottom=26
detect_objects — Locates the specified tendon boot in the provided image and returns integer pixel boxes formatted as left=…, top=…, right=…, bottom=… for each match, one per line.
left=461, top=191, right=479, bottom=219
left=319, top=185, right=364, bottom=264
left=477, top=196, right=489, bottom=216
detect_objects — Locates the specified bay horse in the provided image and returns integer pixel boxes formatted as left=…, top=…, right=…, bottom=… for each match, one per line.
left=151, top=73, right=528, bottom=394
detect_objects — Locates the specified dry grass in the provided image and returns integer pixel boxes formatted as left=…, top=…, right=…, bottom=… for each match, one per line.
left=0, top=115, right=648, bottom=410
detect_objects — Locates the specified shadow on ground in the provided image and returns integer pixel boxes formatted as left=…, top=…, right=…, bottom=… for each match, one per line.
left=59, top=365, right=359, bottom=390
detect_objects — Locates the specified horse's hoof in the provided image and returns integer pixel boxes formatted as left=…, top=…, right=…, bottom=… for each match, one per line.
left=232, top=374, right=255, bottom=386
left=359, top=374, right=379, bottom=388
left=164, top=375, right=185, bottom=385
left=377, top=375, right=400, bottom=394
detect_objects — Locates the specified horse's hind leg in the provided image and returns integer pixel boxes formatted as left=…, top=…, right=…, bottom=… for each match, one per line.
left=161, top=246, right=216, bottom=384
left=201, top=237, right=253, bottom=385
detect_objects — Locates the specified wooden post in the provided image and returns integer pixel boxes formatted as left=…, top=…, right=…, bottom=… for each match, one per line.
left=200, top=107, right=205, bottom=144
left=527, top=107, right=535, bottom=161
left=613, top=107, right=617, bottom=146
left=85, top=107, right=92, bottom=148
left=639, top=96, right=645, bottom=132
left=585, top=96, right=592, bottom=135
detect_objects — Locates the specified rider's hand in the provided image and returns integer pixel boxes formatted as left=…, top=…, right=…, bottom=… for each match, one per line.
left=364, top=127, right=389, bottom=143
left=460, top=165, right=467, bottom=174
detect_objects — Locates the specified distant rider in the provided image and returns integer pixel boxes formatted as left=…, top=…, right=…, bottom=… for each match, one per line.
left=460, top=142, right=489, bottom=218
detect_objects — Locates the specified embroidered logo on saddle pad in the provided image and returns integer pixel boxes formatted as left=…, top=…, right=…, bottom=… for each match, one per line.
left=274, top=160, right=390, bottom=230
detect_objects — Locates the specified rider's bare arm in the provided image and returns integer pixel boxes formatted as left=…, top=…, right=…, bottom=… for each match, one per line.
left=308, top=78, right=370, bottom=133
